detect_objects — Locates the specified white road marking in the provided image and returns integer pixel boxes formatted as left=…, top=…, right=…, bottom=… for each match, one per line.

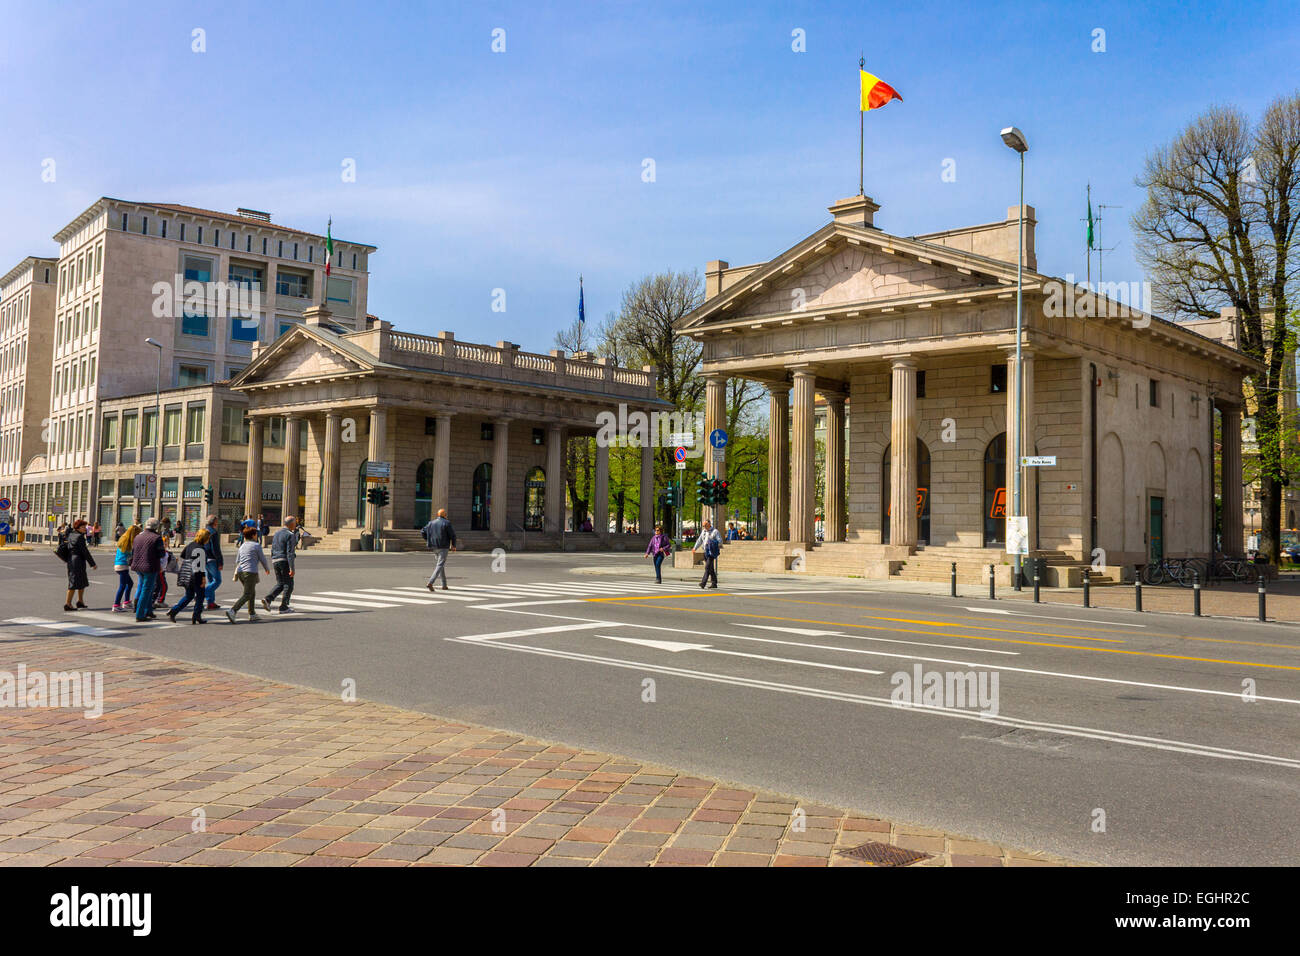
left=391, top=587, right=483, bottom=602
left=459, top=621, right=618, bottom=643
left=7, top=616, right=124, bottom=637
left=474, top=599, right=589, bottom=609
left=321, top=590, right=437, bottom=605
left=599, top=634, right=885, bottom=675
left=735, top=622, right=1020, bottom=656
left=278, top=603, right=351, bottom=614
left=445, top=637, right=1300, bottom=770
left=291, top=595, right=399, bottom=608
left=966, top=606, right=1148, bottom=628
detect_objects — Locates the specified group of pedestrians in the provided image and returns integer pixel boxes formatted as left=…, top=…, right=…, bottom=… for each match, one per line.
left=57, top=512, right=307, bottom=624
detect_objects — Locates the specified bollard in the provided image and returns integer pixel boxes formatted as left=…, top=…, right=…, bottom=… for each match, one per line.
left=1082, top=567, right=1091, bottom=608
left=988, top=564, right=996, bottom=601
left=950, top=561, right=957, bottom=599
left=1192, top=571, right=1201, bottom=616
left=1135, top=579, right=1143, bottom=612
left=1033, top=573, right=1040, bottom=603
left=1259, top=575, right=1266, bottom=622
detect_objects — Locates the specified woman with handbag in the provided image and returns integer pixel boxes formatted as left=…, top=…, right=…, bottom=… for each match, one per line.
left=168, top=529, right=210, bottom=625
left=62, top=519, right=97, bottom=611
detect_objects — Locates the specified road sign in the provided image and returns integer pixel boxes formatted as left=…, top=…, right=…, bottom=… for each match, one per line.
left=709, top=428, right=728, bottom=449
left=673, top=446, right=687, bottom=462
left=676, top=461, right=686, bottom=471
left=669, top=432, right=695, bottom=447
left=365, top=461, right=391, bottom=478
left=133, top=473, right=156, bottom=500
left=0, top=523, right=9, bottom=536
left=0, top=498, right=9, bottom=511
left=17, top=500, right=29, bottom=513
left=51, top=498, right=66, bottom=512
left=712, top=447, right=726, bottom=464
left=1020, top=456, right=1056, bottom=467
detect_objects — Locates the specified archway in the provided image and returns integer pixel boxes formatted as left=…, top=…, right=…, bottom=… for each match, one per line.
left=524, top=466, right=545, bottom=531
left=983, top=433, right=1006, bottom=546
left=881, top=439, right=931, bottom=545
left=414, top=459, right=435, bottom=528
left=472, top=463, right=492, bottom=531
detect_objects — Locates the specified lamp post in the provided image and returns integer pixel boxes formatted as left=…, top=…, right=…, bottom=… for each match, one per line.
left=145, top=338, right=163, bottom=522
left=1000, top=126, right=1028, bottom=590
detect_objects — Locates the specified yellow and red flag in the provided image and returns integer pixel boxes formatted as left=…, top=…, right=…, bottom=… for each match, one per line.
left=860, top=70, right=902, bottom=111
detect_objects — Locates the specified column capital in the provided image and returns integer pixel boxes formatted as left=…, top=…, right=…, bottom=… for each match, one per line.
left=767, top=380, right=791, bottom=396
left=702, top=370, right=729, bottom=382
left=1002, top=344, right=1036, bottom=359
left=790, top=366, right=817, bottom=380
left=888, top=354, right=917, bottom=369
left=325, top=410, right=342, bottom=421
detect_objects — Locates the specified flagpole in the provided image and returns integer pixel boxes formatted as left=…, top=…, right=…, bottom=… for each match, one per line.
left=1085, top=184, right=1091, bottom=288
left=858, top=55, right=865, bottom=196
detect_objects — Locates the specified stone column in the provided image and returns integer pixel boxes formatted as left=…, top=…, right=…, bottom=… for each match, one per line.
left=824, top=392, right=846, bottom=542
left=323, top=412, right=341, bottom=532
left=283, top=416, right=301, bottom=521
left=245, top=417, right=264, bottom=522
left=703, top=373, right=728, bottom=528
left=767, top=382, right=790, bottom=540
left=433, top=413, right=453, bottom=515
left=1222, top=404, right=1244, bottom=554
left=365, top=406, right=388, bottom=536
left=790, top=368, right=817, bottom=545
left=594, top=439, right=610, bottom=536
left=490, top=418, right=509, bottom=537
left=1005, top=348, right=1035, bottom=547
left=889, top=357, right=918, bottom=549
left=545, top=424, right=565, bottom=534
left=639, top=435, right=654, bottom=534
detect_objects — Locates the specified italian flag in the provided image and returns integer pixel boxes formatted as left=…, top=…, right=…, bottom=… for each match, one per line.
left=324, top=218, right=333, bottom=278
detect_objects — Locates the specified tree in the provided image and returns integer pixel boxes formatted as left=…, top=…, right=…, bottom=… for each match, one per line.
left=1132, top=93, right=1300, bottom=561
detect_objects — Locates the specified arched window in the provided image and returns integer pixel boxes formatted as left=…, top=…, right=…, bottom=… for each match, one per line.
left=983, top=434, right=1006, bottom=546
left=881, top=439, right=931, bottom=544
left=471, top=463, right=492, bottom=531
left=415, top=459, right=435, bottom=528
left=524, top=466, right=545, bottom=531
left=356, top=459, right=369, bottom=525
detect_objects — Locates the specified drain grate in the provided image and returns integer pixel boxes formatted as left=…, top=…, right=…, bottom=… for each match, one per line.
left=138, top=667, right=188, bottom=677
left=836, top=840, right=931, bottom=866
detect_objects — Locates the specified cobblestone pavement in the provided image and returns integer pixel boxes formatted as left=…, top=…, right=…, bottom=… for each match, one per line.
left=0, top=636, right=1075, bottom=867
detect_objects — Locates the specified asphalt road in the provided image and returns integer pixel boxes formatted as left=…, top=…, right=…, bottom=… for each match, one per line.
left=3, top=545, right=1297, bottom=866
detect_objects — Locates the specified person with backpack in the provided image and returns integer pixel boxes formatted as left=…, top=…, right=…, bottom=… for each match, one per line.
left=693, top=519, right=722, bottom=589
left=168, top=529, right=210, bottom=624
left=226, top=526, right=270, bottom=624
left=60, top=518, right=97, bottom=611
left=113, top=524, right=140, bottom=611
left=422, top=508, right=457, bottom=591
left=645, top=524, right=672, bottom=584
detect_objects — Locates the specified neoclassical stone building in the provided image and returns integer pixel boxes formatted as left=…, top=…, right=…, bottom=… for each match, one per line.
left=230, top=307, right=667, bottom=550
left=678, top=194, right=1258, bottom=582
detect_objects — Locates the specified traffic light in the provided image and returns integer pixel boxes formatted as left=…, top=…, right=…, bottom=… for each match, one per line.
left=379, top=487, right=390, bottom=507
left=366, top=486, right=380, bottom=505
left=203, top=485, right=213, bottom=504
left=716, top=480, right=729, bottom=505
left=696, top=476, right=712, bottom=505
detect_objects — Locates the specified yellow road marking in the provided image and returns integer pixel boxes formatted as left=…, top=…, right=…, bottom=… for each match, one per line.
left=612, top=604, right=1300, bottom=671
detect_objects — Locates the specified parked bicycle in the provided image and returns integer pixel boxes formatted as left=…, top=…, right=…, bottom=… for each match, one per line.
left=1140, top=557, right=1204, bottom=587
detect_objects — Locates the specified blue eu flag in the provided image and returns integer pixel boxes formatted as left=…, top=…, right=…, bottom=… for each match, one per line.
left=578, top=277, right=585, bottom=323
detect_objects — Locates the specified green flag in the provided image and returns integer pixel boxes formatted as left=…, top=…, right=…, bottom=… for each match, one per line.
left=1086, top=199, right=1095, bottom=251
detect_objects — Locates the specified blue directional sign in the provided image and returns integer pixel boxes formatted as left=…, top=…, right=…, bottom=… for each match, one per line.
left=709, top=428, right=729, bottom=449
left=0, top=523, right=10, bottom=536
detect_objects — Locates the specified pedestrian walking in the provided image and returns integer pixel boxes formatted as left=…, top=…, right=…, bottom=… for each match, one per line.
left=61, top=518, right=97, bottom=611
left=155, top=547, right=177, bottom=606
left=114, top=521, right=126, bottom=541
left=258, top=515, right=270, bottom=541
left=168, top=530, right=210, bottom=625
left=130, top=518, right=166, bottom=621
left=694, top=519, right=722, bottom=589
left=202, top=514, right=225, bottom=609
left=227, top=526, right=269, bottom=623
left=645, top=524, right=672, bottom=583
left=421, top=508, right=457, bottom=590
left=262, top=515, right=299, bottom=614
left=92, top=521, right=102, bottom=546
left=112, top=523, right=140, bottom=610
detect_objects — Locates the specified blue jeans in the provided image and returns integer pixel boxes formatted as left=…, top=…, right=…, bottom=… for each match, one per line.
left=204, top=561, right=222, bottom=604
left=653, top=552, right=665, bottom=582
left=134, top=572, right=158, bottom=621
left=170, top=580, right=206, bottom=622
left=114, top=569, right=134, bottom=605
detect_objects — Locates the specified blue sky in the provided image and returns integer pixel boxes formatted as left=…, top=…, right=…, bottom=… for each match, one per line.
left=2, top=0, right=1297, bottom=351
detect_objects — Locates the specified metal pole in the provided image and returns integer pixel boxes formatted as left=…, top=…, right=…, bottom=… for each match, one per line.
left=1192, top=571, right=1201, bottom=616
left=1082, top=567, right=1091, bottom=608
left=1033, top=572, right=1040, bottom=603
left=950, top=561, right=957, bottom=598
left=152, top=347, right=161, bottom=520
left=1135, top=579, right=1143, bottom=612
left=1012, top=149, right=1025, bottom=593
left=988, top=564, right=995, bottom=600
left=1258, top=576, right=1266, bottom=622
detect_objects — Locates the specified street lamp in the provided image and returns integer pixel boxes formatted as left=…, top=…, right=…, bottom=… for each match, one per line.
left=145, top=338, right=163, bottom=522
left=1001, top=126, right=1028, bottom=590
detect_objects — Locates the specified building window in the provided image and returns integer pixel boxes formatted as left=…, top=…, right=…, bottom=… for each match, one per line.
left=179, top=223, right=186, bottom=242
left=246, top=235, right=252, bottom=252
left=177, top=365, right=208, bottom=387
left=262, top=238, right=268, bottom=255
left=142, top=216, right=149, bottom=235
left=142, top=410, right=158, bottom=448
left=197, top=226, right=203, bottom=244
left=161, top=220, right=167, bottom=239
left=352, top=253, right=357, bottom=269
left=183, top=256, right=212, bottom=283
left=122, top=412, right=138, bottom=449
left=277, top=320, right=297, bottom=337
left=221, top=405, right=248, bottom=444
left=163, top=408, right=182, bottom=446
left=425, top=417, right=438, bottom=436
left=278, top=240, right=284, bottom=257
left=101, top=416, right=118, bottom=450
left=532, top=427, right=544, bottom=445
left=1149, top=379, right=1160, bottom=407
left=230, top=317, right=259, bottom=342
left=181, top=312, right=210, bottom=337
left=213, top=229, right=220, bottom=247
left=917, top=370, right=926, bottom=398
left=186, top=405, right=206, bottom=444
left=292, top=242, right=298, bottom=260
left=228, top=263, right=264, bottom=289
left=275, top=271, right=310, bottom=298
left=121, top=213, right=128, bottom=230
left=326, top=277, right=352, bottom=305
left=265, top=417, right=285, bottom=447
left=481, top=423, right=494, bottom=441
left=991, top=364, right=1008, bottom=393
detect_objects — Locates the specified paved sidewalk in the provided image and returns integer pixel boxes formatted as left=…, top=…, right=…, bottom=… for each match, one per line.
left=0, top=636, right=1074, bottom=867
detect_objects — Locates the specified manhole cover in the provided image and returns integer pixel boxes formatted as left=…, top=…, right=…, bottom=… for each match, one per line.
left=836, top=840, right=931, bottom=866
left=138, top=667, right=188, bottom=677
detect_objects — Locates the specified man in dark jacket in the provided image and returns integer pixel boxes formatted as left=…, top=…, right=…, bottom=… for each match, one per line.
left=262, top=516, right=299, bottom=614
left=422, top=509, right=457, bottom=590
left=130, top=517, right=166, bottom=621
left=203, top=513, right=224, bottom=609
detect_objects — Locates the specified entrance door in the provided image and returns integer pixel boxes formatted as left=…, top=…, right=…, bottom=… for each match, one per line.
left=881, top=439, right=931, bottom=545
left=524, top=466, right=545, bottom=531
left=983, top=433, right=1007, bottom=546
left=1149, top=495, right=1164, bottom=563
left=471, top=463, right=492, bottom=531
left=414, top=459, right=434, bottom=528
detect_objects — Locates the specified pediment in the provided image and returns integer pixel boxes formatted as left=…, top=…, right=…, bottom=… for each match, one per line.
left=236, top=330, right=370, bottom=386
